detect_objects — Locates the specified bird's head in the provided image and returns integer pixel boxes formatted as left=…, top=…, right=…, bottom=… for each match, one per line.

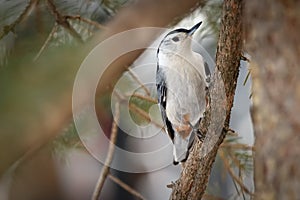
left=158, top=21, right=202, bottom=55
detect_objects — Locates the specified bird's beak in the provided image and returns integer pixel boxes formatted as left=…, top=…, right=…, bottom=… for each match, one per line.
left=187, top=21, right=202, bottom=36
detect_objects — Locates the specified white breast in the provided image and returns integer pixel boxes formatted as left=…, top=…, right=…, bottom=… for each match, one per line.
left=159, top=52, right=207, bottom=127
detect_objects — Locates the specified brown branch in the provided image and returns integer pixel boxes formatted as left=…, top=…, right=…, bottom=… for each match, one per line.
left=127, top=67, right=151, bottom=96
left=203, top=194, right=225, bottom=200
left=108, top=173, right=146, bottom=200
left=92, top=102, right=120, bottom=200
left=170, top=0, right=243, bottom=199
left=128, top=103, right=163, bottom=129
left=227, top=149, right=245, bottom=171
left=33, top=23, right=58, bottom=61
left=220, top=143, right=254, bottom=151
left=129, top=103, right=151, bottom=123
left=114, top=89, right=164, bottom=129
left=46, top=0, right=83, bottom=43
left=126, top=93, right=158, bottom=104
left=65, top=15, right=107, bottom=30
left=0, top=0, right=37, bottom=40
left=219, top=150, right=254, bottom=196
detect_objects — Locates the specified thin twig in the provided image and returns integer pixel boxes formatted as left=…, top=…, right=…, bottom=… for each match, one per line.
left=108, top=173, right=146, bottom=200
left=203, top=194, right=225, bottom=200
left=128, top=103, right=150, bottom=123
left=92, top=102, right=120, bottom=200
left=219, top=150, right=254, bottom=196
left=114, top=90, right=164, bottom=130
left=232, top=176, right=242, bottom=197
left=125, top=93, right=158, bottom=104
left=33, top=23, right=58, bottom=61
left=113, top=89, right=126, bottom=102
left=128, top=103, right=164, bottom=129
left=241, top=54, right=250, bottom=62
left=46, top=0, right=83, bottom=43
left=220, top=143, right=254, bottom=151
left=66, top=15, right=107, bottom=30
left=0, top=0, right=37, bottom=40
left=127, top=68, right=151, bottom=96
left=223, top=127, right=239, bottom=137
left=239, top=165, right=246, bottom=200
left=227, top=149, right=244, bottom=171
left=243, top=70, right=251, bottom=86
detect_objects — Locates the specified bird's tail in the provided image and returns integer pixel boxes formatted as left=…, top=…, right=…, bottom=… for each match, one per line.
left=172, top=125, right=205, bottom=165
left=172, top=130, right=195, bottom=165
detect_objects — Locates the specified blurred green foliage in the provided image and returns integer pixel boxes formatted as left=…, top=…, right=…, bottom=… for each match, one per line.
left=0, top=0, right=130, bottom=176
left=0, top=1, right=253, bottom=199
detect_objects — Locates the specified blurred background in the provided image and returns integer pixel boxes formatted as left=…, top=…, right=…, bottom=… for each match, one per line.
left=0, top=0, right=254, bottom=199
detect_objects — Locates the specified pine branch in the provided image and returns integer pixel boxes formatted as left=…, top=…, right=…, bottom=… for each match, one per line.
left=33, top=23, right=59, bottom=61
left=125, top=93, right=157, bottom=104
left=0, top=0, right=37, bottom=40
left=65, top=15, right=107, bottom=30
left=46, top=0, right=83, bottom=43
left=220, top=142, right=254, bottom=151
left=127, top=67, right=151, bottom=96
left=114, top=89, right=163, bottom=129
left=219, top=150, right=254, bottom=196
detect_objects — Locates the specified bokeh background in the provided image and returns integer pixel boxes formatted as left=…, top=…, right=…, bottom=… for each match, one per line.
left=0, top=0, right=254, bottom=199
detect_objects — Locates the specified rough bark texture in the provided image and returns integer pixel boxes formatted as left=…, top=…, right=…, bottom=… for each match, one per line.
left=170, top=0, right=243, bottom=199
left=245, top=1, right=300, bottom=199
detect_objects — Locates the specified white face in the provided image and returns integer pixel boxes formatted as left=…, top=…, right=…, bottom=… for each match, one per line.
left=159, top=32, right=192, bottom=54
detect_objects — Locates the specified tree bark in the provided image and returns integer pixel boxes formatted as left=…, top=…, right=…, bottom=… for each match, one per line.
left=245, top=1, right=300, bottom=199
left=170, top=0, right=243, bottom=199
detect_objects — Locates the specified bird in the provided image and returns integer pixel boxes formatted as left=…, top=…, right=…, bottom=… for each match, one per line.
left=156, top=21, right=211, bottom=165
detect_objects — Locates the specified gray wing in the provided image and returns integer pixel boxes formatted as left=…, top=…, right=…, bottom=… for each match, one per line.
left=156, top=66, right=175, bottom=141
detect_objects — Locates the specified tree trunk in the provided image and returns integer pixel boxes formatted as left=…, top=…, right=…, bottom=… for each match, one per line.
left=245, top=1, right=300, bottom=199
left=170, top=0, right=243, bottom=199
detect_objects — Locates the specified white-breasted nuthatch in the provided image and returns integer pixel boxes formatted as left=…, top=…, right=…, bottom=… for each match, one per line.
left=156, top=21, right=211, bottom=165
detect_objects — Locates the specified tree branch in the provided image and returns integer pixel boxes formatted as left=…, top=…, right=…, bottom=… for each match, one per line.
left=170, top=0, right=243, bottom=199
left=108, top=173, right=146, bottom=200
left=92, top=102, right=120, bottom=200
left=126, top=93, right=157, bottom=104
left=65, top=15, right=107, bottom=30
left=46, top=0, right=83, bottom=43
left=219, top=150, right=253, bottom=196
left=127, top=67, right=151, bottom=96
left=114, top=89, right=163, bottom=129
left=0, top=0, right=37, bottom=40
left=33, top=23, right=58, bottom=61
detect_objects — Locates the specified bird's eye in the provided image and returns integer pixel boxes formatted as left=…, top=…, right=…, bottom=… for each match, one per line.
left=172, top=36, right=179, bottom=42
